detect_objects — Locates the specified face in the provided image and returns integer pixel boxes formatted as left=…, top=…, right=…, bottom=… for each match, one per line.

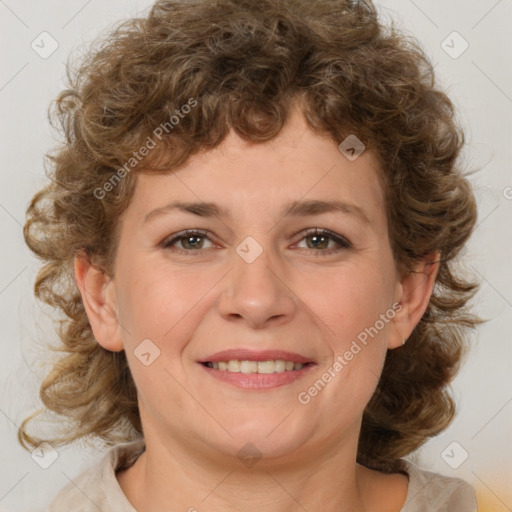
left=87, top=106, right=414, bottom=465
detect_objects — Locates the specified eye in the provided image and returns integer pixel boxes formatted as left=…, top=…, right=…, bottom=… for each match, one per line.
left=161, top=229, right=215, bottom=254
left=160, top=228, right=352, bottom=256
left=295, top=228, right=352, bottom=256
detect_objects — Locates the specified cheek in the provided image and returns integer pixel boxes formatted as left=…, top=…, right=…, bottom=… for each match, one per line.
left=304, top=275, right=392, bottom=413
left=307, top=265, right=395, bottom=348
left=115, top=261, right=218, bottom=350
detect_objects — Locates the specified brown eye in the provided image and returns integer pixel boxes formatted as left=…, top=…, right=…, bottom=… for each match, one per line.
left=161, top=230, right=214, bottom=252
left=296, top=228, right=352, bottom=255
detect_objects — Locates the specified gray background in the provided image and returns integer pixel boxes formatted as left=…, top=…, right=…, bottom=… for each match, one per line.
left=1, top=0, right=511, bottom=510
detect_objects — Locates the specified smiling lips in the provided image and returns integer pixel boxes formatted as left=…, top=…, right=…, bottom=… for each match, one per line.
left=199, top=349, right=316, bottom=389
left=200, top=348, right=313, bottom=365
left=204, top=359, right=305, bottom=373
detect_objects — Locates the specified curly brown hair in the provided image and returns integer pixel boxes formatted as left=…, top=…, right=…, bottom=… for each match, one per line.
left=19, top=0, right=484, bottom=473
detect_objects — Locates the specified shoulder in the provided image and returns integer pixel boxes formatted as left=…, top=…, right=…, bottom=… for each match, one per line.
left=45, top=438, right=145, bottom=512
left=400, top=458, right=478, bottom=512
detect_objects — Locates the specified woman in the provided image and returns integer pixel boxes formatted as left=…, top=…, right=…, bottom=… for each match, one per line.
left=20, top=0, right=483, bottom=510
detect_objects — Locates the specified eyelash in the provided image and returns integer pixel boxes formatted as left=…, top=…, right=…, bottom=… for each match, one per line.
left=160, top=228, right=352, bottom=256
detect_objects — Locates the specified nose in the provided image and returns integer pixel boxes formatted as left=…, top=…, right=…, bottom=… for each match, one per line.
left=216, top=241, right=297, bottom=329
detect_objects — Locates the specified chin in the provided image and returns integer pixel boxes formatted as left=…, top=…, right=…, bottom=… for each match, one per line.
left=213, top=417, right=310, bottom=460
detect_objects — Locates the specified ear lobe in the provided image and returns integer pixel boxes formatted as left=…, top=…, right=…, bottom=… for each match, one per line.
left=387, top=250, right=440, bottom=350
left=73, top=253, right=124, bottom=352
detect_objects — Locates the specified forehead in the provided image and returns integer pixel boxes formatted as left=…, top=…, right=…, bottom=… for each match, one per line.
left=127, top=109, right=387, bottom=229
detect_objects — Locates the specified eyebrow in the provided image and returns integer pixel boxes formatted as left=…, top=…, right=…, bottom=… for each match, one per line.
left=143, top=199, right=371, bottom=225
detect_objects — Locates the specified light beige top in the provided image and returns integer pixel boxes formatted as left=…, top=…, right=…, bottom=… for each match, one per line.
left=46, top=439, right=478, bottom=511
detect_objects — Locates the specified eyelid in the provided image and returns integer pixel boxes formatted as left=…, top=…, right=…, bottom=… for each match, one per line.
left=160, top=229, right=214, bottom=249
left=296, top=227, right=352, bottom=250
left=160, top=227, right=352, bottom=254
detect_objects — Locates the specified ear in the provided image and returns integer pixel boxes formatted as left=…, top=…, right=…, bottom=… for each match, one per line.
left=387, top=250, right=440, bottom=350
left=73, top=252, right=124, bottom=352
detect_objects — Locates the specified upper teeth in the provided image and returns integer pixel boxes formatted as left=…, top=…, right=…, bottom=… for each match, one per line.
left=207, top=360, right=304, bottom=373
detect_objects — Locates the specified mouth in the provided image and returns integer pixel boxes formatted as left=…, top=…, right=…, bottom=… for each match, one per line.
left=197, top=349, right=316, bottom=390
left=201, top=360, right=313, bottom=374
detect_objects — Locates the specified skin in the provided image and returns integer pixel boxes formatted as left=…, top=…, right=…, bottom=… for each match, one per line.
left=75, top=105, right=439, bottom=512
